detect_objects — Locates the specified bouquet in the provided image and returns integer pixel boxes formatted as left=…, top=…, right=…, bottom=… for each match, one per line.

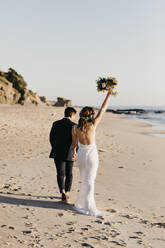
left=96, top=76, right=118, bottom=95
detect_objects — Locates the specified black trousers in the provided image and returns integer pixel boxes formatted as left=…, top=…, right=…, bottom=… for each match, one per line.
left=54, top=159, right=73, bottom=193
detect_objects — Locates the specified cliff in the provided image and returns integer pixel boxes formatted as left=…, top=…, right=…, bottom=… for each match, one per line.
left=0, top=68, right=42, bottom=105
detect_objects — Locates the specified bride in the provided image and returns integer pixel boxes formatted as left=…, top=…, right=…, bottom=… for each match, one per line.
left=72, top=90, right=112, bottom=216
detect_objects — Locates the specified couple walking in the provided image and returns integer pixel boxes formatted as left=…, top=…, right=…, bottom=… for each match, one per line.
left=49, top=91, right=112, bottom=216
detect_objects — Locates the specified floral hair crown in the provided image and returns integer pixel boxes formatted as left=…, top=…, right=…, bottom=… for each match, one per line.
left=80, top=115, right=94, bottom=120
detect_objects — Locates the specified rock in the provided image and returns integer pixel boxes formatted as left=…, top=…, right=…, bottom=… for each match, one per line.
left=40, top=96, right=47, bottom=103
left=54, top=97, right=72, bottom=107
left=1, top=184, right=11, bottom=189
left=10, top=186, right=21, bottom=191
left=107, top=108, right=146, bottom=115
left=107, top=108, right=165, bottom=115
left=0, top=76, right=21, bottom=104
left=20, top=89, right=41, bottom=105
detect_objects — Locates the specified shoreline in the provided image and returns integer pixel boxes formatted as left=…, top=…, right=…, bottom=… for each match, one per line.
left=122, top=114, right=165, bottom=138
left=107, top=105, right=165, bottom=138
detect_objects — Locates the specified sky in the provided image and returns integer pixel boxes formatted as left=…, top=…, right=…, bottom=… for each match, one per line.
left=0, top=0, right=165, bottom=107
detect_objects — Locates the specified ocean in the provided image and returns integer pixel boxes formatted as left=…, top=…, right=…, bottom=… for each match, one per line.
left=108, top=106, right=165, bottom=138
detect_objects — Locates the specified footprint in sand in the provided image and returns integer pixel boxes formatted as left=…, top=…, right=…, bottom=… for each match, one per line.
left=81, top=243, right=94, bottom=248
left=81, top=227, right=88, bottom=231
left=151, top=222, right=165, bottom=228
left=22, top=230, right=32, bottom=235
left=8, top=226, right=15, bottom=230
left=110, top=240, right=127, bottom=247
left=139, top=219, right=149, bottom=225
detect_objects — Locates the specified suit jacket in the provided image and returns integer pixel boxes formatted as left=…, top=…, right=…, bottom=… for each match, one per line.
left=49, top=118, right=76, bottom=160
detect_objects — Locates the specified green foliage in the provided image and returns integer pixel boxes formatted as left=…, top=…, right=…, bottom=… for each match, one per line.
left=6, top=68, right=27, bottom=93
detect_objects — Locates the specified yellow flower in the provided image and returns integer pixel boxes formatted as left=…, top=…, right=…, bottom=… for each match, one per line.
left=113, top=79, right=118, bottom=84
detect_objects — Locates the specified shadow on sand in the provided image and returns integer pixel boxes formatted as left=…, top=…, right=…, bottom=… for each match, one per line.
left=0, top=192, right=75, bottom=212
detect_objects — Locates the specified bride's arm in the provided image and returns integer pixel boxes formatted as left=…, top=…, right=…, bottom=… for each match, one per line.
left=94, top=90, right=112, bottom=126
left=72, top=125, right=77, bottom=160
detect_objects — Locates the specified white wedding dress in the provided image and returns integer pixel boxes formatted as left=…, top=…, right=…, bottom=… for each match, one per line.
left=74, top=129, right=101, bottom=216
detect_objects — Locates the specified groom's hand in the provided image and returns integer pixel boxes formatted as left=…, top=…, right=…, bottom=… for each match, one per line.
left=72, top=152, right=77, bottom=160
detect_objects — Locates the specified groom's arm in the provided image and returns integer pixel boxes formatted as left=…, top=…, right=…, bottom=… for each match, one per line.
left=72, top=126, right=77, bottom=160
left=49, top=123, right=56, bottom=146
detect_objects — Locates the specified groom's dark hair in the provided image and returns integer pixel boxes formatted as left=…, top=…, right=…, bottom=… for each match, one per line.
left=64, top=107, right=77, bottom=117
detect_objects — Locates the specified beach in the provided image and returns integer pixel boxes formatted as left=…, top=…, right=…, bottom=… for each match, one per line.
left=0, top=104, right=165, bottom=248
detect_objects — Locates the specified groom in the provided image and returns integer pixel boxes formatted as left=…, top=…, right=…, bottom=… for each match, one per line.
left=49, top=107, right=77, bottom=203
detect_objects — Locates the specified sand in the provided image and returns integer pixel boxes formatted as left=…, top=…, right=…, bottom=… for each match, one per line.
left=0, top=104, right=165, bottom=248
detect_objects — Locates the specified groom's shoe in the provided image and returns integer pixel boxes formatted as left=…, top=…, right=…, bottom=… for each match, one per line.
left=61, top=192, right=67, bottom=202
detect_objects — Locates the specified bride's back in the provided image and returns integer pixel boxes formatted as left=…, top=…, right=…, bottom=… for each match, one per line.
left=75, top=123, right=95, bottom=145
left=75, top=106, right=96, bottom=145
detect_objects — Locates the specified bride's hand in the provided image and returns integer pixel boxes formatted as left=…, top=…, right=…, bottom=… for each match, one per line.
left=107, top=89, right=113, bottom=95
left=72, top=151, right=77, bottom=160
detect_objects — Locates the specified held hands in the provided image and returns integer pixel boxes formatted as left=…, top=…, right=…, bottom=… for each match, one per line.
left=72, top=151, right=77, bottom=161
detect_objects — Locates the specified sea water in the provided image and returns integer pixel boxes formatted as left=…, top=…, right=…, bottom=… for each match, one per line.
left=108, top=106, right=165, bottom=138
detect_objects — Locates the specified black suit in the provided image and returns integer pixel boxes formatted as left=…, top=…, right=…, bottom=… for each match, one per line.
left=49, top=118, right=76, bottom=193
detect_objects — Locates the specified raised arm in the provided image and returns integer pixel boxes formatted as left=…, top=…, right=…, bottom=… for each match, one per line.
left=94, top=90, right=112, bottom=126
